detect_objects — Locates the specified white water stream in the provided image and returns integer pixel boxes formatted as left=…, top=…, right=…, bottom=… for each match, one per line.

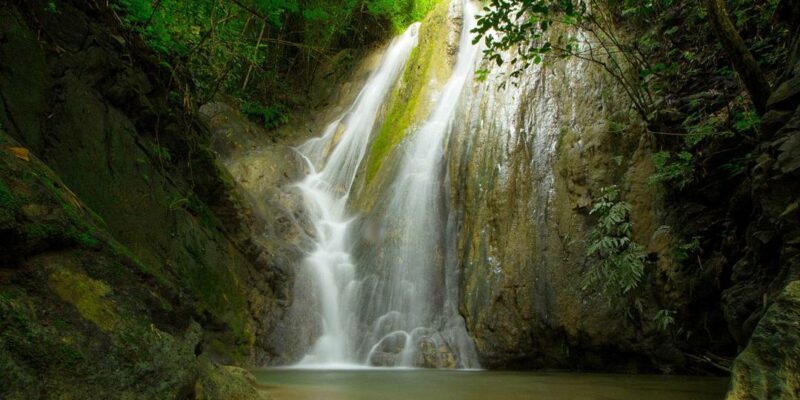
left=294, top=0, right=481, bottom=368
left=357, top=0, right=481, bottom=369
left=295, top=22, right=421, bottom=367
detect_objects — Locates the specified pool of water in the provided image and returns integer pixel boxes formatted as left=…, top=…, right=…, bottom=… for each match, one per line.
left=252, top=369, right=729, bottom=400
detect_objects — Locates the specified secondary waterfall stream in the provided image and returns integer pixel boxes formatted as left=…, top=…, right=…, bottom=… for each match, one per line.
left=294, top=0, right=480, bottom=368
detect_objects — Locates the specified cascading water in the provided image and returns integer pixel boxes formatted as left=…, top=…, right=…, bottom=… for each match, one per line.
left=295, top=24, right=420, bottom=366
left=294, top=0, right=481, bottom=369
left=355, top=0, right=481, bottom=368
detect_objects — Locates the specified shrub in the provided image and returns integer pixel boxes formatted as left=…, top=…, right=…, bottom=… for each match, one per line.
left=583, top=186, right=649, bottom=297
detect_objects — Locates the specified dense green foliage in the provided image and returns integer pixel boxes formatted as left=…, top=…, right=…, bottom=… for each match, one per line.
left=113, top=0, right=438, bottom=129
left=475, top=1, right=783, bottom=123
left=648, top=104, right=761, bottom=190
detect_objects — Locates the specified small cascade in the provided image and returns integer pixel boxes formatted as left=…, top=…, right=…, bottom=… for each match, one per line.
left=295, top=23, right=420, bottom=366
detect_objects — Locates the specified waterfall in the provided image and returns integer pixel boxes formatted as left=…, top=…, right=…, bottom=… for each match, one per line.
left=295, top=23, right=420, bottom=367
left=293, top=0, right=481, bottom=369
left=357, top=0, right=481, bottom=368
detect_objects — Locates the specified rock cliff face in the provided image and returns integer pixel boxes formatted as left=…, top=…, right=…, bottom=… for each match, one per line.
left=345, top=1, right=680, bottom=370
left=727, top=282, right=800, bottom=399
left=0, top=0, right=271, bottom=397
left=445, top=14, right=800, bottom=378
left=725, top=24, right=800, bottom=397
left=445, top=31, right=675, bottom=370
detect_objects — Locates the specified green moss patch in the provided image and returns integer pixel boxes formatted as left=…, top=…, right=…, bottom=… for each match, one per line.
left=0, top=289, right=88, bottom=395
left=48, top=267, right=120, bottom=332
left=195, top=358, right=267, bottom=400
left=364, top=0, right=454, bottom=185
left=727, top=281, right=800, bottom=398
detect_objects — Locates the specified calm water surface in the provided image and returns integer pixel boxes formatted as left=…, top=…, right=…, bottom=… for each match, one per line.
left=252, top=369, right=729, bottom=400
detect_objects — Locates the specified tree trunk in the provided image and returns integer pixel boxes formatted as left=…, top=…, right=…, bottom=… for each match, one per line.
left=705, top=0, right=772, bottom=114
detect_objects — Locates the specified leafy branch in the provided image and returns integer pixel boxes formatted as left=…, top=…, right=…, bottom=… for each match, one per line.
left=582, top=185, right=649, bottom=297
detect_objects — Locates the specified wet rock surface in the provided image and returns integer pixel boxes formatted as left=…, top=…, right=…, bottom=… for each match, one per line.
left=445, top=27, right=670, bottom=370
left=368, top=332, right=409, bottom=367
left=201, top=101, right=314, bottom=365
left=0, top=129, right=206, bottom=398
left=437, top=9, right=800, bottom=379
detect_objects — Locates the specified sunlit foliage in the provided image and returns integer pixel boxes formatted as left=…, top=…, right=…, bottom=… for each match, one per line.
left=113, top=0, right=438, bottom=130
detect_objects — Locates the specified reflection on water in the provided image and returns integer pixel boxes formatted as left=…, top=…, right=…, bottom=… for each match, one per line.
left=252, top=369, right=729, bottom=400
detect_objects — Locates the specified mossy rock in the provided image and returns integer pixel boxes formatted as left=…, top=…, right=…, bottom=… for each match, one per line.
left=195, top=359, right=271, bottom=400
left=726, top=280, right=800, bottom=399
left=1, top=0, right=258, bottom=363
left=48, top=266, right=120, bottom=332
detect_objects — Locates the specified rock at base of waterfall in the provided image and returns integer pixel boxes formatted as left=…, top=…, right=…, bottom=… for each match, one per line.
left=368, top=332, right=408, bottom=367
left=415, top=337, right=458, bottom=369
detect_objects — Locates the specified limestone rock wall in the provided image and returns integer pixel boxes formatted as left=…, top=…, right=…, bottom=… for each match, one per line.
left=445, top=33, right=673, bottom=369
